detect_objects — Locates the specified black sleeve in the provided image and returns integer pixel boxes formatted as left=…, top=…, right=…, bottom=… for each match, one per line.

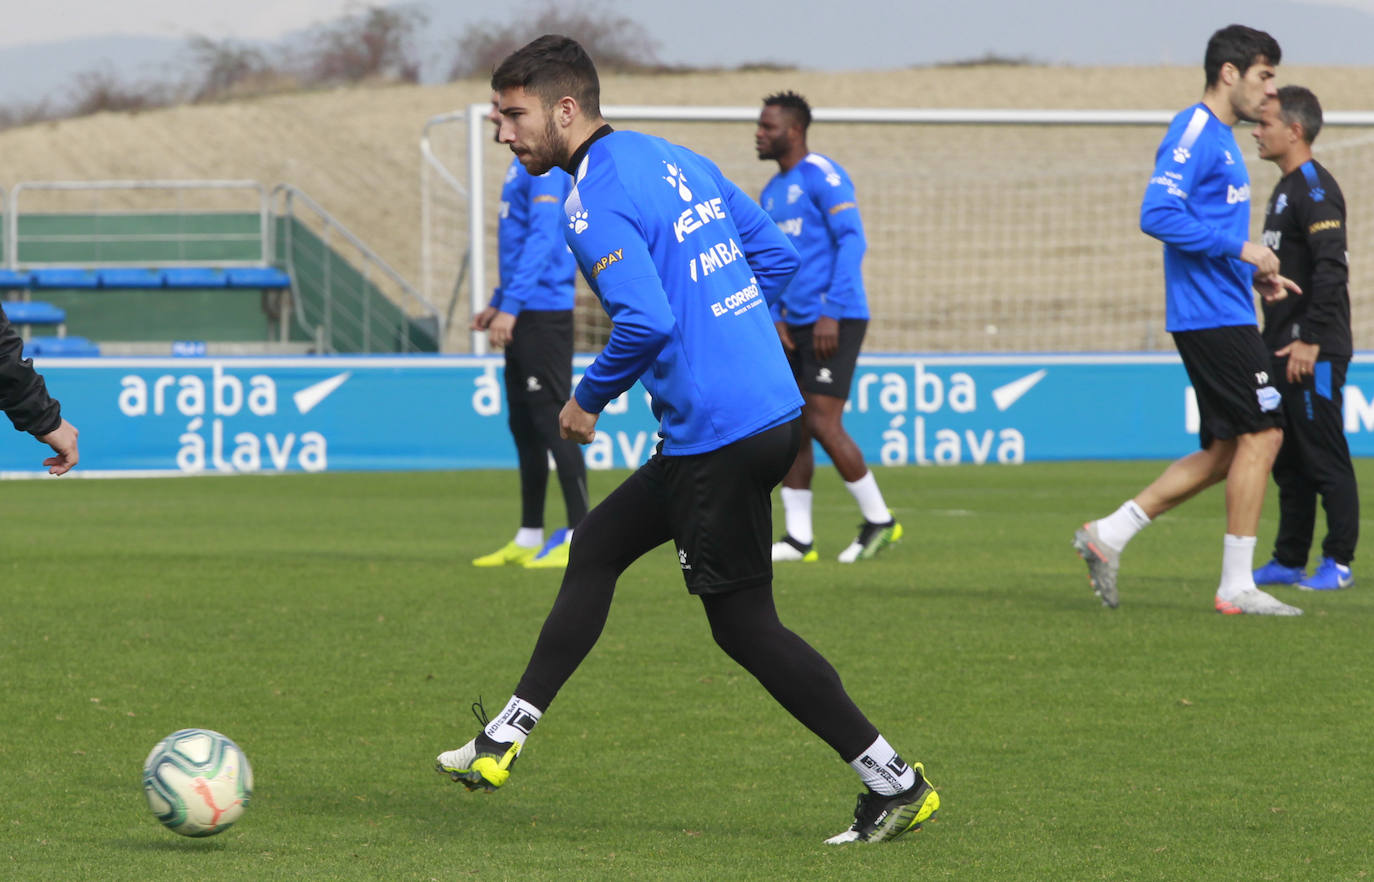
left=0, top=305, right=63, bottom=436
left=1295, top=181, right=1349, bottom=345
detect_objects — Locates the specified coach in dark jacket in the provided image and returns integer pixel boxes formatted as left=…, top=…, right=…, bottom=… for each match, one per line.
left=0, top=305, right=79, bottom=474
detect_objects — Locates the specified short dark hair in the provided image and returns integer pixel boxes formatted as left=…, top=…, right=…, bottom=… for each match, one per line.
left=1204, top=24, right=1281, bottom=87
left=1276, top=85, right=1323, bottom=144
left=762, top=90, right=812, bottom=132
left=491, top=34, right=601, bottom=118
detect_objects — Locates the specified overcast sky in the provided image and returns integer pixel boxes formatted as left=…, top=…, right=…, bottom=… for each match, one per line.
left=3, top=0, right=1373, bottom=49
left=2, top=0, right=1373, bottom=105
left=2, top=1, right=357, bottom=46
left=3, top=0, right=1373, bottom=48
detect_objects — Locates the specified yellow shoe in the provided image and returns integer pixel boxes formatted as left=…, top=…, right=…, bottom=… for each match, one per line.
left=524, top=540, right=569, bottom=569
left=435, top=735, right=522, bottom=791
left=824, top=762, right=939, bottom=844
left=523, top=528, right=571, bottom=569
left=472, top=540, right=540, bottom=567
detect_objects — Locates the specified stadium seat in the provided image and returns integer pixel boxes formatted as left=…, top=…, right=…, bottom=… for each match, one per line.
left=9, top=266, right=291, bottom=290
left=99, top=268, right=167, bottom=288
left=225, top=267, right=291, bottom=288
left=161, top=267, right=229, bottom=288
left=25, top=336, right=99, bottom=357
left=29, top=268, right=100, bottom=288
left=3, top=301, right=67, bottom=327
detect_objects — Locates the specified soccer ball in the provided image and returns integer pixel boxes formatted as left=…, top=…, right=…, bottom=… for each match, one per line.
left=142, top=728, right=253, bottom=837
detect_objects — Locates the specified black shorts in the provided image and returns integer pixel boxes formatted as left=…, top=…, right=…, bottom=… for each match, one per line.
left=786, top=319, right=867, bottom=399
left=504, top=309, right=573, bottom=406
left=626, top=418, right=800, bottom=595
left=1173, top=325, right=1285, bottom=449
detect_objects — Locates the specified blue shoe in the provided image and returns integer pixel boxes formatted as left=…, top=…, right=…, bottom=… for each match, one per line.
left=1252, top=559, right=1306, bottom=586
left=1297, top=557, right=1353, bottom=591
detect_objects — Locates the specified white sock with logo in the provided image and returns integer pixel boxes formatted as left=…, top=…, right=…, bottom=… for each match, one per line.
left=515, top=528, right=543, bottom=548
left=484, top=696, right=543, bottom=745
left=845, top=471, right=891, bottom=524
left=1094, top=500, right=1151, bottom=551
left=1217, top=534, right=1258, bottom=601
left=781, top=488, right=814, bottom=545
left=849, top=734, right=917, bottom=796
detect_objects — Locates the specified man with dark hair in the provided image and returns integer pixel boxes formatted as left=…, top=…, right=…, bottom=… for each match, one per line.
left=1250, top=85, right=1358, bottom=591
left=755, top=90, right=900, bottom=564
left=471, top=93, right=589, bottom=570
left=436, top=35, right=939, bottom=845
left=1074, top=24, right=1305, bottom=615
left=0, top=306, right=79, bottom=474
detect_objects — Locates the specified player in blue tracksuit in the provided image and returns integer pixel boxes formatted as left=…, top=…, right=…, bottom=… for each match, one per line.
left=1075, top=25, right=1305, bottom=617
left=437, top=35, right=939, bottom=846
left=562, top=133, right=801, bottom=454
left=756, top=91, right=899, bottom=565
left=471, top=94, right=589, bottom=570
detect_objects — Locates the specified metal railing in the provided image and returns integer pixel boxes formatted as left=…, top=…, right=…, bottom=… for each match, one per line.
left=272, top=184, right=442, bottom=354
left=5, top=179, right=271, bottom=268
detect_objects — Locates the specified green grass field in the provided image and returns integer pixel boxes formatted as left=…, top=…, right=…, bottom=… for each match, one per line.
left=3, top=462, right=1371, bottom=881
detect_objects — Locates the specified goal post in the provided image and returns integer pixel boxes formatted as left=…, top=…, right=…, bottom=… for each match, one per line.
left=422, top=105, right=1374, bottom=355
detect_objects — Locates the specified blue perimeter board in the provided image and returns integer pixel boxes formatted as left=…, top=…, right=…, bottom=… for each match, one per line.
left=4, top=353, right=1373, bottom=475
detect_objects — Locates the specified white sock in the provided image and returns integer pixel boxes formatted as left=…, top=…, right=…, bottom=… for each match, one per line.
left=1217, top=534, right=1258, bottom=601
left=781, top=488, right=814, bottom=545
left=849, top=734, right=917, bottom=796
left=1094, top=500, right=1151, bottom=551
left=845, top=471, right=891, bottom=524
left=515, top=527, right=543, bottom=548
left=484, top=696, right=543, bottom=745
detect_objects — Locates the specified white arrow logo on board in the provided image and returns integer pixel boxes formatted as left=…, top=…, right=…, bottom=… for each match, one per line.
left=294, top=372, right=351, bottom=414
left=991, top=370, right=1046, bottom=411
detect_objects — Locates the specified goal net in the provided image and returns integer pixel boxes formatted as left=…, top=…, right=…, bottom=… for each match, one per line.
left=422, top=106, right=1374, bottom=354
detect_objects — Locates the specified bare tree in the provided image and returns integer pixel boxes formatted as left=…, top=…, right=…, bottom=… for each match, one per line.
left=66, top=67, right=170, bottom=118
left=184, top=36, right=282, bottom=102
left=305, top=4, right=428, bottom=85
left=449, top=0, right=662, bottom=80
left=0, top=99, right=57, bottom=131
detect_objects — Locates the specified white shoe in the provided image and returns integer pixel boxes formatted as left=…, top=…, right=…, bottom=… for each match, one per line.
left=1214, top=589, right=1303, bottom=616
left=435, top=735, right=521, bottom=791
left=771, top=535, right=818, bottom=562
left=836, top=517, right=902, bottom=563
left=1073, top=522, right=1121, bottom=608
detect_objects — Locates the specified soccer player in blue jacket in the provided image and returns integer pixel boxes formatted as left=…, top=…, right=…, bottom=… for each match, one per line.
left=471, top=93, right=589, bottom=570
left=437, top=35, right=939, bottom=845
left=1074, top=25, right=1303, bottom=616
left=756, top=92, right=900, bottom=564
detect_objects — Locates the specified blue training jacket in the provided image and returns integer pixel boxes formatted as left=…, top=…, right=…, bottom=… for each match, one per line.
left=563, top=128, right=803, bottom=455
left=491, top=158, right=577, bottom=315
left=1140, top=103, right=1257, bottom=332
left=759, top=153, right=869, bottom=324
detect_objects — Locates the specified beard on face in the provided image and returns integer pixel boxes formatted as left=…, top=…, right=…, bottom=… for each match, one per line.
left=524, top=110, right=568, bottom=174
left=515, top=111, right=566, bottom=175
left=756, top=134, right=785, bottom=161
